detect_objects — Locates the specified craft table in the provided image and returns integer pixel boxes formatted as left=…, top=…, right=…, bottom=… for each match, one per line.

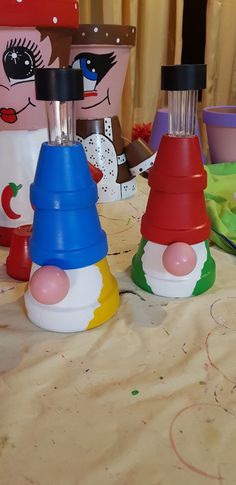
left=0, top=177, right=235, bottom=485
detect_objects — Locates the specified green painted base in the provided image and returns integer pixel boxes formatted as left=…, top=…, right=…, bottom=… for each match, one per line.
left=192, top=240, right=216, bottom=295
left=131, top=238, right=216, bottom=297
left=131, top=238, right=154, bottom=294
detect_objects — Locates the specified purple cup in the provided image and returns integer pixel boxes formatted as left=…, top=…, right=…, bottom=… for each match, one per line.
left=149, top=108, right=168, bottom=152
left=203, top=106, right=236, bottom=163
left=149, top=107, right=206, bottom=163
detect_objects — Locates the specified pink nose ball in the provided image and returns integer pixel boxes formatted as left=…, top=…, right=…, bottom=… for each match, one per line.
left=162, top=242, right=197, bottom=276
left=30, top=266, right=70, bottom=304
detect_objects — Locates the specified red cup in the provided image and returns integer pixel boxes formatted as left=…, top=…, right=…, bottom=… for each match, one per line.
left=6, top=225, right=32, bottom=281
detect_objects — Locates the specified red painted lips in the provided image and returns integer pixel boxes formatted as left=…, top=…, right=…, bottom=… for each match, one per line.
left=0, top=108, right=17, bottom=123
left=84, top=91, right=98, bottom=97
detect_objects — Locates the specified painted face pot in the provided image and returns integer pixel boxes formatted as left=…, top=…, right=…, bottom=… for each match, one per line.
left=0, top=0, right=79, bottom=246
left=70, top=24, right=156, bottom=203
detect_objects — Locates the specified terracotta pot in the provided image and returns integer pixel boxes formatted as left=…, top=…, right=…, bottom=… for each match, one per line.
left=203, top=106, right=236, bottom=163
left=70, top=24, right=156, bottom=203
left=70, top=24, right=136, bottom=119
left=0, top=0, right=79, bottom=246
left=150, top=107, right=206, bottom=163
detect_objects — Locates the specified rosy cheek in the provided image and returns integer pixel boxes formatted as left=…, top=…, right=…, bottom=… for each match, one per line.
left=162, top=242, right=197, bottom=276
left=30, top=266, right=70, bottom=304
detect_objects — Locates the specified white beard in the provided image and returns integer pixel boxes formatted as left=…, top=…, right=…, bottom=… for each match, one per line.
left=25, top=263, right=103, bottom=332
left=142, top=241, right=208, bottom=297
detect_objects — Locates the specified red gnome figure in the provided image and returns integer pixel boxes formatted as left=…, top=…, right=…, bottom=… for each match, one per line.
left=132, top=64, right=216, bottom=297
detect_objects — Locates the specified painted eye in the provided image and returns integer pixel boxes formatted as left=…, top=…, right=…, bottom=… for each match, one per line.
left=3, top=44, right=43, bottom=86
left=71, top=52, right=117, bottom=86
left=75, top=57, right=98, bottom=82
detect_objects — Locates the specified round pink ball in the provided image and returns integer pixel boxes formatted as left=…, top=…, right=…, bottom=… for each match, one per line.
left=162, top=242, right=197, bottom=276
left=30, top=266, right=70, bottom=304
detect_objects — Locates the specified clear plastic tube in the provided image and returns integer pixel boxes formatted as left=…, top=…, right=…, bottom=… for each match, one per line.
left=46, top=100, right=75, bottom=146
left=168, top=90, right=198, bottom=136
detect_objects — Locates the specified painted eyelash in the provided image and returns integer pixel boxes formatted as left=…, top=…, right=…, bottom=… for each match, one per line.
left=5, top=38, right=44, bottom=68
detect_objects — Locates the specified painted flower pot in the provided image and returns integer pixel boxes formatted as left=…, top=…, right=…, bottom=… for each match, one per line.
left=203, top=106, right=236, bottom=163
left=24, top=68, right=119, bottom=332
left=132, top=64, right=215, bottom=298
left=70, top=24, right=156, bottom=202
left=0, top=0, right=79, bottom=246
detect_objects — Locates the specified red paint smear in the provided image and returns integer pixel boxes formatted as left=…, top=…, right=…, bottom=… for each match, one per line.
left=169, top=403, right=224, bottom=482
left=205, top=332, right=235, bottom=384
left=84, top=91, right=98, bottom=97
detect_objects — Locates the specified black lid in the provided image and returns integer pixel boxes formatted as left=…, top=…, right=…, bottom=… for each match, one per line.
left=35, top=68, right=84, bottom=101
left=161, top=64, right=206, bottom=91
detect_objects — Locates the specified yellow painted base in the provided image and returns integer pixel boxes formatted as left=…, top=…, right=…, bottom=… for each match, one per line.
left=87, top=258, right=120, bottom=330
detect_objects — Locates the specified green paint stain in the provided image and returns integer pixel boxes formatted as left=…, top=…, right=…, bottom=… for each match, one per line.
left=131, top=389, right=139, bottom=396
left=127, top=217, right=131, bottom=225
left=159, top=376, right=164, bottom=380
left=199, top=381, right=206, bottom=385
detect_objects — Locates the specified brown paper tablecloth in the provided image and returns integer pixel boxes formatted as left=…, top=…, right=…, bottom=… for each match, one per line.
left=0, top=178, right=236, bottom=485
